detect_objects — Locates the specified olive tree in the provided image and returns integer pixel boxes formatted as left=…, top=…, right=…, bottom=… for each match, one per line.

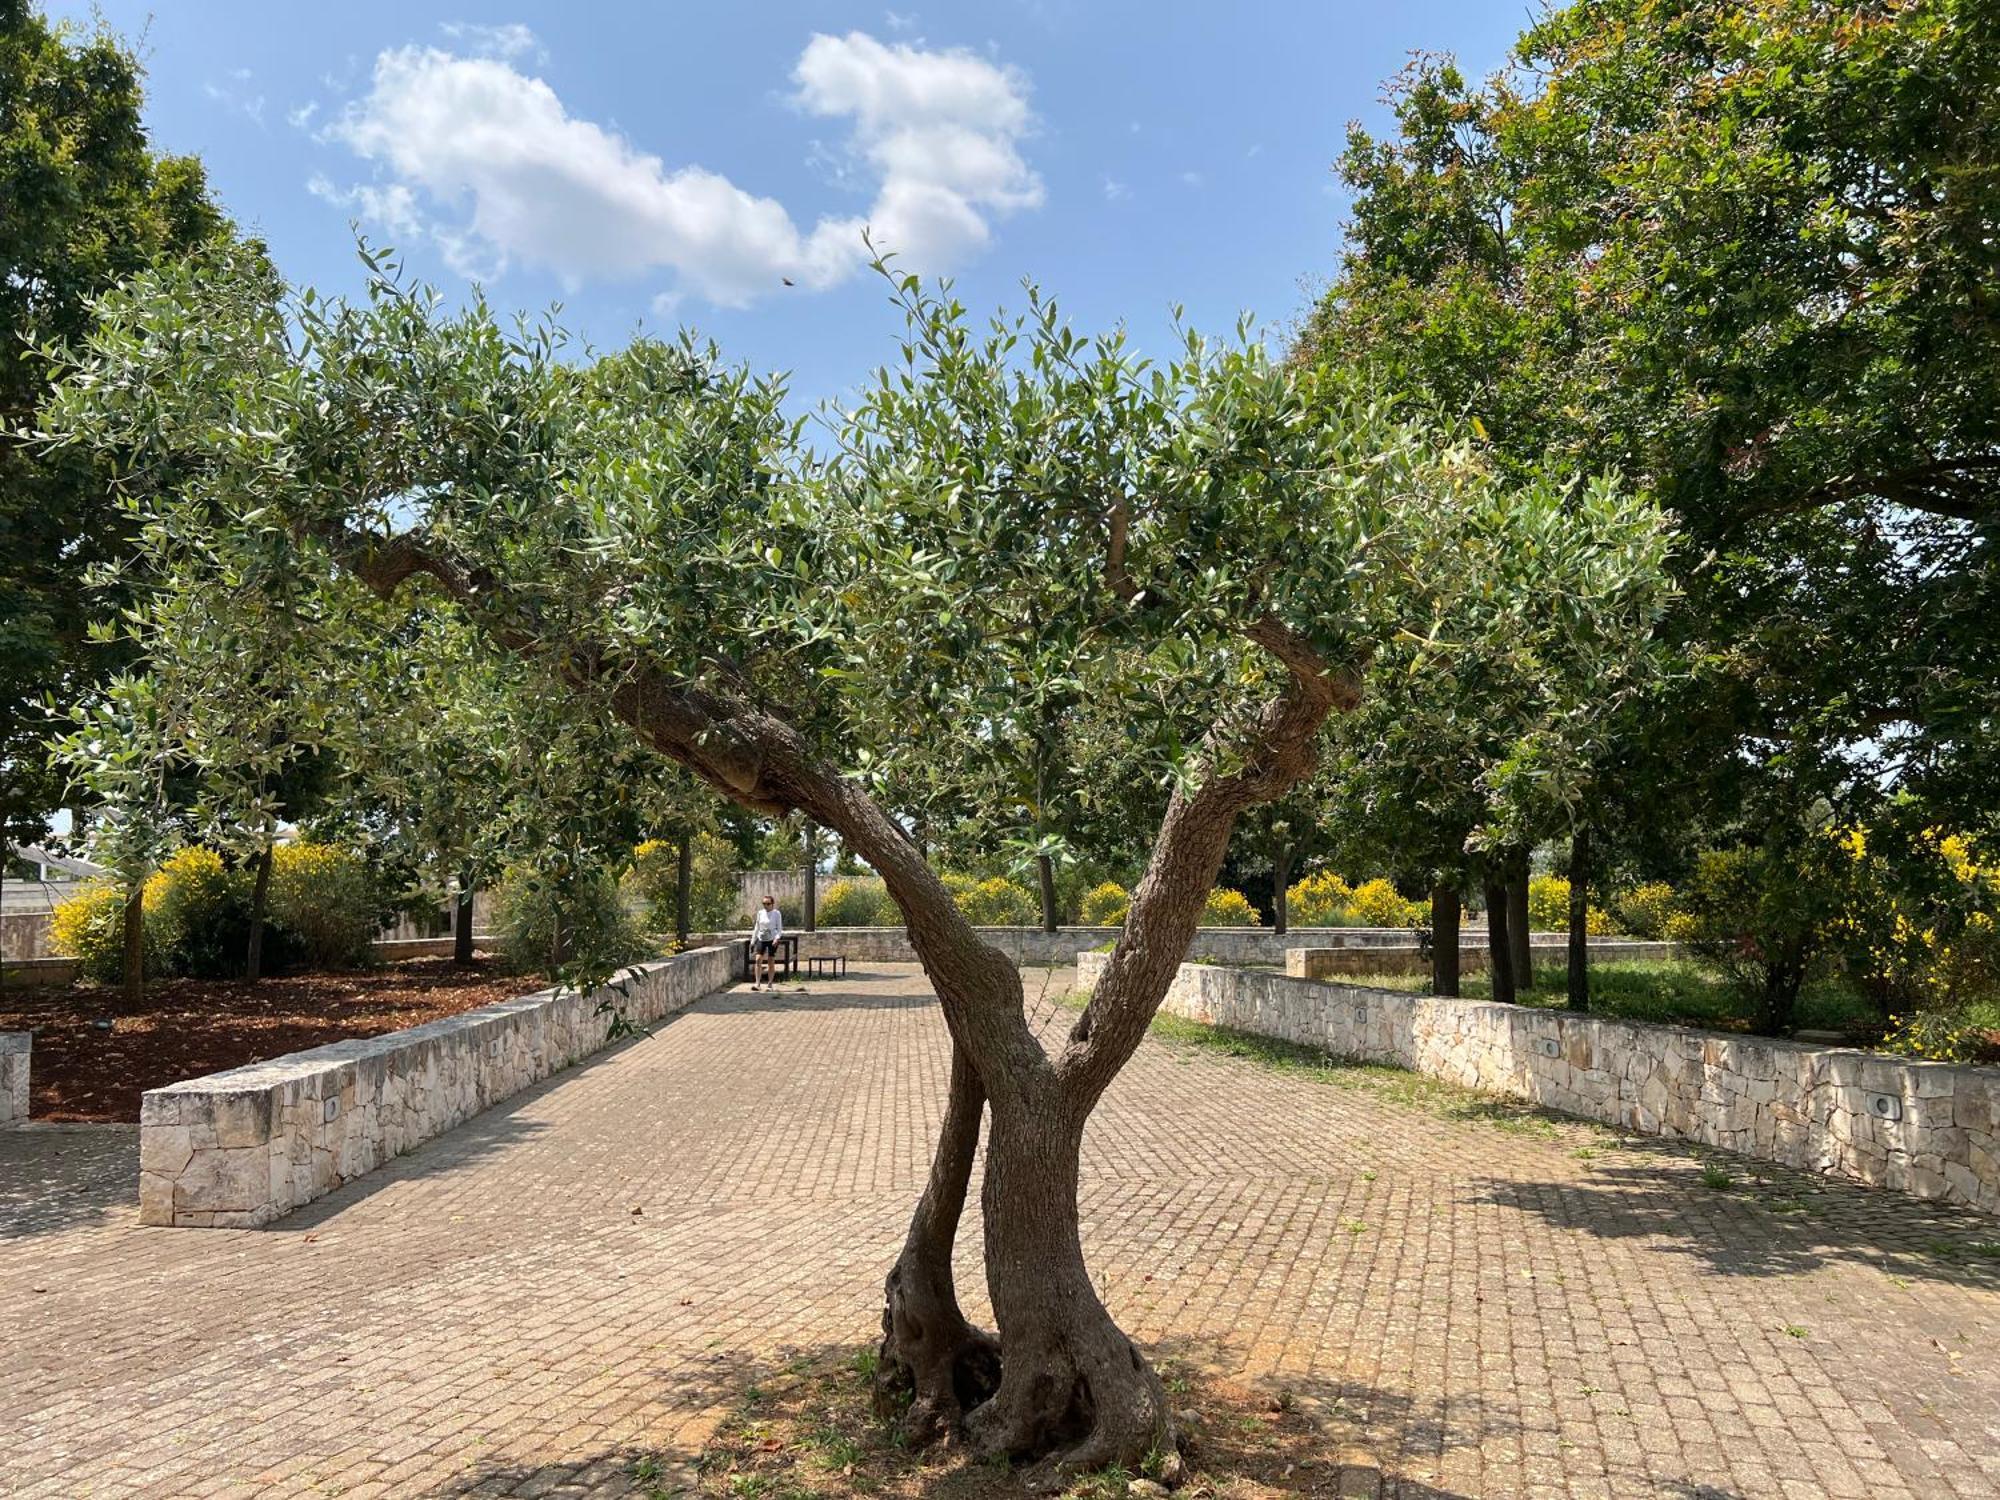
left=37, top=247, right=1669, bottom=1475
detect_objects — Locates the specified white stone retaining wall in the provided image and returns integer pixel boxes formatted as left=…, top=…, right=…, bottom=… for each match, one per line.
left=0, top=1033, right=27, bottom=1125
left=693, top=924, right=1570, bottom=969
left=1075, top=952, right=2000, bottom=1217
left=138, top=943, right=738, bottom=1227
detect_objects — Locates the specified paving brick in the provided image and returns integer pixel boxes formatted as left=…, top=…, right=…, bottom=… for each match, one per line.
left=3, top=963, right=1998, bottom=1497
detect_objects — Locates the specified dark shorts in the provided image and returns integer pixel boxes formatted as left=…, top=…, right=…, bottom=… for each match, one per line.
left=754, top=939, right=779, bottom=956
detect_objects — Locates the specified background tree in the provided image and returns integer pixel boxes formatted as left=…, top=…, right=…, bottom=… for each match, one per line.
left=1299, top=0, right=2000, bottom=922
left=0, top=2, right=229, bottom=846
left=40, top=245, right=1669, bottom=1476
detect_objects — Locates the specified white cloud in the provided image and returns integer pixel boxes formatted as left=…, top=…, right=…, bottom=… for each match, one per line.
left=1180, top=169, right=1205, bottom=188
left=288, top=101, right=318, bottom=130
left=315, top=29, right=1039, bottom=307
left=883, top=9, right=919, bottom=32
left=439, top=21, right=543, bottom=61
left=1102, top=175, right=1130, bottom=203
left=204, top=71, right=266, bottom=126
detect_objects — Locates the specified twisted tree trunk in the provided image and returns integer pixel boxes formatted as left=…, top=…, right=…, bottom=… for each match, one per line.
left=342, top=529, right=1355, bottom=1477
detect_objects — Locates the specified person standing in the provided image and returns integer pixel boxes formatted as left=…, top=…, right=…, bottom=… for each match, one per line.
left=750, top=894, right=784, bottom=990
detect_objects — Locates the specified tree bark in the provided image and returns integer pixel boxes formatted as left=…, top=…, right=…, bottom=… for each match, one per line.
left=1430, top=883, right=1460, bottom=996
left=1272, top=843, right=1292, bottom=936
left=1567, top=825, right=1590, bottom=1012
left=454, top=874, right=476, bottom=964
left=122, top=882, right=145, bottom=1006
left=874, top=1044, right=1000, bottom=1442
left=803, top=822, right=818, bottom=932
left=245, top=842, right=275, bottom=981
left=675, top=834, right=692, bottom=947
left=1485, top=879, right=1516, bottom=1006
left=339, top=527, right=1357, bottom=1475
left=1506, top=848, right=1533, bottom=992
left=1036, top=852, right=1059, bottom=934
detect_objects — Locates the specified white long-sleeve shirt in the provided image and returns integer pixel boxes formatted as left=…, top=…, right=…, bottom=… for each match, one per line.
left=752, top=907, right=784, bottom=943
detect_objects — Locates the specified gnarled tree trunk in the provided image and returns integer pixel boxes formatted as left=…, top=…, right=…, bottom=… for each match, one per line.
left=343, top=530, right=1355, bottom=1478
left=245, top=841, right=274, bottom=981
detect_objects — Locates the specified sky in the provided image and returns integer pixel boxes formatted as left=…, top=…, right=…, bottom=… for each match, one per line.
left=45, top=0, right=1526, bottom=414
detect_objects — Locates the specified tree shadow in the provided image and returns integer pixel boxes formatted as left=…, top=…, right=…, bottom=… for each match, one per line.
left=706, top=981, right=944, bottom=1014
left=0, top=1121, right=135, bottom=1241
left=415, top=1335, right=1748, bottom=1499
left=1468, top=1136, right=2000, bottom=1289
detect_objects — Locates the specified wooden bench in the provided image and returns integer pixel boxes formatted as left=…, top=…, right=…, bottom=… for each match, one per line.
left=805, top=954, right=847, bottom=979
left=742, top=933, right=799, bottom=980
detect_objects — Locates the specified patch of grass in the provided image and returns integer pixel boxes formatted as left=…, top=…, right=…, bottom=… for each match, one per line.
left=1699, top=1165, right=1735, bottom=1191
left=1141, top=1009, right=1591, bottom=1140
left=1922, top=1238, right=2000, bottom=1264
left=1784, top=1325, right=1809, bottom=1339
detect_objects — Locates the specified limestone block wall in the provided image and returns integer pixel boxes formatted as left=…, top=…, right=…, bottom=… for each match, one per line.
left=691, top=924, right=1566, bottom=969
left=0, top=1032, right=27, bottom=1124
left=139, top=943, right=738, bottom=1227
left=1075, top=952, right=2000, bottom=1217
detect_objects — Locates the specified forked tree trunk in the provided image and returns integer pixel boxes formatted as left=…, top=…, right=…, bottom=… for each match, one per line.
left=343, top=529, right=1353, bottom=1479
left=1036, top=852, right=1059, bottom=934
left=1485, top=879, right=1516, bottom=1006
left=1567, top=825, right=1590, bottom=1012
left=245, top=842, right=275, bottom=981
left=122, top=882, right=145, bottom=1005
left=1506, top=848, right=1533, bottom=992
left=1430, top=883, right=1460, bottom=996
left=454, top=875, right=476, bottom=964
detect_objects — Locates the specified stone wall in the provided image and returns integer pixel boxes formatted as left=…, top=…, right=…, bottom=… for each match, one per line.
left=1075, top=952, right=2000, bottom=1217
left=138, top=943, right=739, bottom=1227
left=695, top=924, right=1573, bottom=969
left=0, top=1033, right=26, bottom=1125
left=1287, top=939, right=1681, bottom=980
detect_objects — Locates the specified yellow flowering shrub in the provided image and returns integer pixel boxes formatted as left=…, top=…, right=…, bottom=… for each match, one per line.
left=269, top=841, right=379, bottom=968
left=819, top=877, right=893, bottom=926
left=952, top=876, right=1039, bottom=926
left=1526, top=875, right=1617, bottom=935
left=1346, top=877, right=1424, bottom=928
left=1285, top=870, right=1353, bottom=926
left=1079, top=881, right=1131, bottom=926
left=1201, top=887, right=1261, bottom=927
left=49, top=880, right=158, bottom=983
left=1615, top=881, right=1679, bottom=940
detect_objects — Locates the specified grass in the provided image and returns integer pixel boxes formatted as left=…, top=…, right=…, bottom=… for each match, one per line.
left=1355, top=958, right=1880, bottom=1035
left=1137, top=1008, right=1591, bottom=1141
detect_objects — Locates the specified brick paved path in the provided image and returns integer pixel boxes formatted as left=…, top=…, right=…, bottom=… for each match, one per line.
left=4, top=963, right=2000, bottom=1499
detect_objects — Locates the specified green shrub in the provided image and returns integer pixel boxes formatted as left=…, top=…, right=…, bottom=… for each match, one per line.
left=820, top=877, right=894, bottom=926
left=147, top=846, right=261, bottom=978
left=624, top=833, right=740, bottom=934
left=1286, top=870, right=1354, bottom=926
left=49, top=880, right=162, bottom=983
left=1615, top=881, right=1679, bottom=940
left=494, top=862, right=653, bottom=976
left=952, top=876, right=1038, bottom=926
left=268, top=841, right=379, bottom=969
left=1202, top=887, right=1261, bottom=927
left=1347, top=877, right=1424, bottom=928
left=1079, top=881, right=1130, bottom=926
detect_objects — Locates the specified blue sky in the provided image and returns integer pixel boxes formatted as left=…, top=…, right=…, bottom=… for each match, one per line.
left=48, top=1, right=1524, bottom=412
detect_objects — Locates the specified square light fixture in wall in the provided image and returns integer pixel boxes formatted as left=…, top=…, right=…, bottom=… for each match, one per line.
left=1866, top=1092, right=1903, bottom=1123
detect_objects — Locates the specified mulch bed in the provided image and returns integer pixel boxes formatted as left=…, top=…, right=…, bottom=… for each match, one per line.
left=0, top=958, right=544, bottom=1122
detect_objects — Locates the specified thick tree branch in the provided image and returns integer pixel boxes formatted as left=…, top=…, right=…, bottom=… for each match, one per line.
left=1056, top=614, right=1357, bottom=1104
left=329, top=523, right=1053, bottom=1109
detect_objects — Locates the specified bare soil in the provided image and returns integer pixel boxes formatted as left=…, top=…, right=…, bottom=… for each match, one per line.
left=0, top=957, right=542, bottom=1121
left=640, top=1345, right=1382, bottom=1499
